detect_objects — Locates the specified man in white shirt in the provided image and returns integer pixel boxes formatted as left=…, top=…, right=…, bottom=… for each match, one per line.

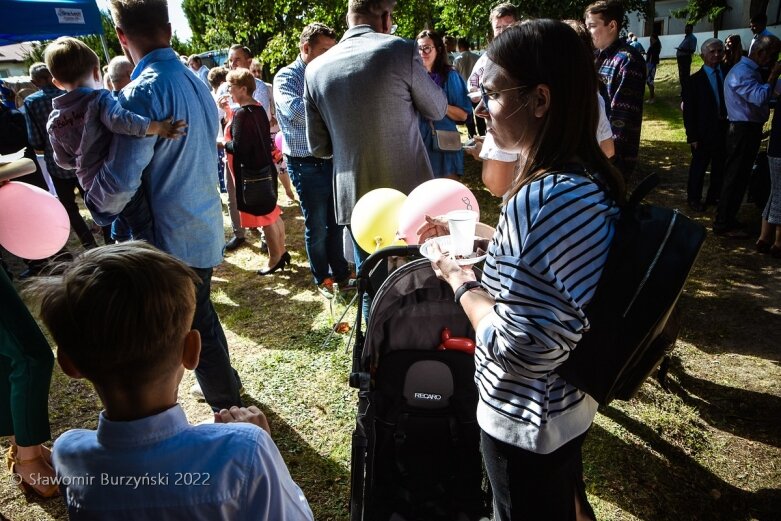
left=187, top=55, right=210, bottom=86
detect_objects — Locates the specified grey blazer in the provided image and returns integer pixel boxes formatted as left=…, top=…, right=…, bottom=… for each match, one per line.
left=304, top=25, right=448, bottom=225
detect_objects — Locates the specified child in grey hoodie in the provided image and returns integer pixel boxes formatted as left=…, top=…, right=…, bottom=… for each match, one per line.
left=44, top=37, right=186, bottom=244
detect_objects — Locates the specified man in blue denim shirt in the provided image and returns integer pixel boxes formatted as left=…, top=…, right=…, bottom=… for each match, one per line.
left=275, top=23, right=350, bottom=297
left=85, top=0, right=242, bottom=410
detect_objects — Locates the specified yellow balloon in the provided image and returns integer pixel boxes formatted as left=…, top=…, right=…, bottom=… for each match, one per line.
left=351, top=188, right=408, bottom=253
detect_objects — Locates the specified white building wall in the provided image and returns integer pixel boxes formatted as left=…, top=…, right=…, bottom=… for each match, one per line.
left=627, top=0, right=781, bottom=58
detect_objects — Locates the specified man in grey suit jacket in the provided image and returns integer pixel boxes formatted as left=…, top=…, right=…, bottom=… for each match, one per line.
left=304, top=0, right=447, bottom=234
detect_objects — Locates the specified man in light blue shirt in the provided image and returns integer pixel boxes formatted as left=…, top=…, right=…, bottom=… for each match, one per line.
left=85, top=0, right=242, bottom=410
left=274, top=23, right=351, bottom=297
left=715, top=34, right=781, bottom=235
left=676, top=24, right=697, bottom=96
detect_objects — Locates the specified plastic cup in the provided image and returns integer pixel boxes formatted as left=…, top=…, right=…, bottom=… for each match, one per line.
left=447, top=210, right=478, bottom=257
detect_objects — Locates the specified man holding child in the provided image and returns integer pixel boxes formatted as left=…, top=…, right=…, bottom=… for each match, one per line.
left=82, top=0, right=243, bottom=412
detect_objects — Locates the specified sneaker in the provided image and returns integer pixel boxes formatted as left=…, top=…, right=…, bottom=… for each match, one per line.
left=225, top=236, right=246, bottom=251
left=334, top=271, right=357, bottom=291
left=645, top=98, right=655, bottom=104
left=190, top=382, right=205, bottom=401
left=317, top=277, right=335, bottom=299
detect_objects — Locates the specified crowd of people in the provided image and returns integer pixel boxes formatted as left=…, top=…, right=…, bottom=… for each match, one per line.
left=1, top=0, right=780, bottom=519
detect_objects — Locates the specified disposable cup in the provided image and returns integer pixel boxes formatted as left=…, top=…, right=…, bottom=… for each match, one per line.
left=447, top=210, right=478, bottom=257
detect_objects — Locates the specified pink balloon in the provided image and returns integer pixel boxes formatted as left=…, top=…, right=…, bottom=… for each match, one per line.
left=397, top=178, right=480, bottom=244
left=274, top=132, right=285, bottom=151
left=0, top=181, right=70, bottom=259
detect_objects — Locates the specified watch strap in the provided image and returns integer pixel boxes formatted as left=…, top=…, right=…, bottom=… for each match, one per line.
left=454, top=280, right=482, bottom=304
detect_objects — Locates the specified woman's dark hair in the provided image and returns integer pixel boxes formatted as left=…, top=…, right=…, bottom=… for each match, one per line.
left=416, top=29, right=451, bottom=78
left=487, top=19, right=625, bottom=203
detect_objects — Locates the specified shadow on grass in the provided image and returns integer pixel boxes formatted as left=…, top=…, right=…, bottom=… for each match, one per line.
left=665, top=357, right=781, bottom=449
left=587, top=407, right=781, bottom=521
left=240, top=394, right=350, bottom=521
left=209, top=254, right=345, bottom=352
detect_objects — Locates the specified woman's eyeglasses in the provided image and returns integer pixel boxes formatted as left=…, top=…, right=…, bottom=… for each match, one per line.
left=468, top=84, right=530, bottom=116
left=418, top=45, right=435, bottom=55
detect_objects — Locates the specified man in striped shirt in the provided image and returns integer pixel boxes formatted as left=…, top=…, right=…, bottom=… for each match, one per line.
left=274, top=23, right=351, bottom=297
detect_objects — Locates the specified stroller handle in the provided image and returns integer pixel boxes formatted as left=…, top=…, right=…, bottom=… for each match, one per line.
left=356, top=245, right=422, bottom=281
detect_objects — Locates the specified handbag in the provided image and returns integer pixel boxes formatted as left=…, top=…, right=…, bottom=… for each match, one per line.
left=239, top=106, right=277, bottom=215
left=429, top=120, right=462, bottom=152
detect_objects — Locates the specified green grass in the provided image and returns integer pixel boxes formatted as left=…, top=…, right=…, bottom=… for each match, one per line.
left=1, top=57, right=779, bottom=521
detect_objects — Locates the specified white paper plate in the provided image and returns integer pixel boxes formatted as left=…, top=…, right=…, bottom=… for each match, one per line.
left=420, top=235, right=488, bottom=266
left=0, top=149, right=25, bottom=164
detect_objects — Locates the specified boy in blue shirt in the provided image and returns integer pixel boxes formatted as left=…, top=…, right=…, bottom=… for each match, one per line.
left=29, top=242, right=314, bottom=520
left=44, top=37, right=186, bottom=244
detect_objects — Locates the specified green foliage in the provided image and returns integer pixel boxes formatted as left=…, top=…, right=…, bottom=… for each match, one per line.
left=183, top=0, right=652, bottom=74
left=80, top=10, right=123, bottom=64
left=671, top=0, right=731, bottom=26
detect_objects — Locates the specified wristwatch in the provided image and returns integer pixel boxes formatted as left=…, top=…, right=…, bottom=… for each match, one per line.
left=454, top=280, right=483, bottom=304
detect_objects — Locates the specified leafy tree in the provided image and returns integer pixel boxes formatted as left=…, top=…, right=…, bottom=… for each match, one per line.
left=183, top=0, right=652, bottom=74
left=80, top=10, right=123, bottom=63
left=671, top=0, right=731, bottom=37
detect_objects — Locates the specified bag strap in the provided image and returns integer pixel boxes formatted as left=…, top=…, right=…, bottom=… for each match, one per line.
left=244, top=105, right=272, bottom=168
left=547, top=163, right=659, bottom=209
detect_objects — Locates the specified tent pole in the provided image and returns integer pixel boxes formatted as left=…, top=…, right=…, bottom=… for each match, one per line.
left=99, top=34, right=110, bottom=64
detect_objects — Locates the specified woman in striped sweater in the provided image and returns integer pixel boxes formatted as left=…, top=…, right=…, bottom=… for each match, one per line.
left=423, top=20, right=626, bottom=521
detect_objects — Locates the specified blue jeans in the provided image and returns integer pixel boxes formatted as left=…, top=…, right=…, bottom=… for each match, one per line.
left=191, top=267, right=242, bottom=411
left=119, top=190, right=155, bottom=243
left=287, top=156, right=348, bottom=284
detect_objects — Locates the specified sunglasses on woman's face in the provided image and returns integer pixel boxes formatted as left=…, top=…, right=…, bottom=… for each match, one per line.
left=418, top=45, right=435, bottom=55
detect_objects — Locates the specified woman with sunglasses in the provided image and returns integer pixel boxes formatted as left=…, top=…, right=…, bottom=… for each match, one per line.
left=416, top=30, right=472, bottom=180
left=421, top=19, right=625, bottom=520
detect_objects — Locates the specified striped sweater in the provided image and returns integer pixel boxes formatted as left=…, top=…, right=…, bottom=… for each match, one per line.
left=475, top=172, right=619, bottom=454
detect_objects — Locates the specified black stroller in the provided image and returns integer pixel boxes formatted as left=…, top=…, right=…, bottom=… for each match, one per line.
left=347, top=246, right=491, bottom=521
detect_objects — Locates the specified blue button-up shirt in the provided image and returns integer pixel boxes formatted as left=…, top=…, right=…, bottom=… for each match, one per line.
left=724, top=56, right=780, bottom=123
left=52, top=404, right=314, bottom=520
left=84, top=47, right=224, bottom=268
left=273, top=55, right=315, bottom=158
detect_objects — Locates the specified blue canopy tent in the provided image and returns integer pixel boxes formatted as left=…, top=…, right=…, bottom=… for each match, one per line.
left=0, top=0, right=109, bottom=60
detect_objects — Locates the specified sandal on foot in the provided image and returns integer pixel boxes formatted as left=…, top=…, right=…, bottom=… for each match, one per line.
left=8, top=451, right=59, bottom=498
left=756, top=239, right=772, bottom=253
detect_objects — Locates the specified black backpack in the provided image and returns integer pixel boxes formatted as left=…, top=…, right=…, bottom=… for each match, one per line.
left=557, top=174, right=706, bottom=405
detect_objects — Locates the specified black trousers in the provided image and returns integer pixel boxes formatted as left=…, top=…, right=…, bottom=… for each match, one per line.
left=715, top=121, right=764, bottom=231
left=481, top=429, right=595, bottom=521
left=191, top=267, right=242, bottom=411
left=49, top=175, right=95, bottom=248
left=687, top=124, right=727, bottom=204
left=677, top=55, right=693, bottom=96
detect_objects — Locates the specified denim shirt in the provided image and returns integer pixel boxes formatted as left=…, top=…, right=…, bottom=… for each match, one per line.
left=48, top=88, right=150, bottom=193
left=724, top=56, right=780, bottom=123
left=84, top=47, right=223, bottom=268
left=53, top=405, right=314, bottom=520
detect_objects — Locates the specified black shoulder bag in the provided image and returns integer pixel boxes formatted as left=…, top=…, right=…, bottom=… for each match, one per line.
left=238, top=106, right=277, bottom=215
